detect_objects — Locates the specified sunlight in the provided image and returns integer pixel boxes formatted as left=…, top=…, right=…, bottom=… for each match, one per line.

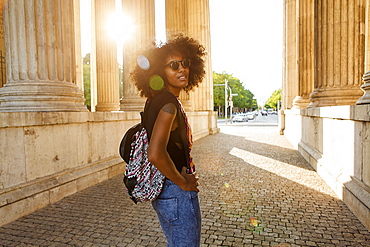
left=105, top=0, right=135, bottom=64
left=155, top=0, right=166, bottom=44
left=229, top=147, right=334, bottom=196
left=106, top=11, right=135, bottom=45
left=80, top=0, right=135, bottom=64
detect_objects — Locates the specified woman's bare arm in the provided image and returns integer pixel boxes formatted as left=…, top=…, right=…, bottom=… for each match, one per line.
left=147, top=102, right=199, bottom=192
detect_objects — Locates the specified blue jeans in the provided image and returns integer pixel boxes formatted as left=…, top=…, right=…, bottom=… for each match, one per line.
left=151, top=179, right=201, bottom=247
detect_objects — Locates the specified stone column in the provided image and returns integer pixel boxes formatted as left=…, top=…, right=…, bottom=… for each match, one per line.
left=120, top=0, right=155, bottom=111
left=94, top=0, right=120, bottom=112
left=73, top=0, right=83, bottom=91
left=165, top=0, right=193, bottom=111
left=165, top=0, right=187, bottom=37
left=292, top=0, right=314, bottom=109
left=357, top=0, right=370, bottom=105
left=0, top=0, right=87, bottom=112
left=282, top=0, right=298, bottom=110
left=309, top=0, right=365, bottom=107
left=0, top=0, right=5, bottom=88
left=187, top=0, right=213, bottom=111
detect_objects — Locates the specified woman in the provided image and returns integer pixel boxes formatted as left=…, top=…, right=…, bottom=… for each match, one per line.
left=131, top=35, right=206, bottom=246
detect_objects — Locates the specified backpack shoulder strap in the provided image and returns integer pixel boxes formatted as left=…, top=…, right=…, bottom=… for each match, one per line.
left=119, top=122, right=143, bottom=164
left=175, top=103, right=191, bottom=172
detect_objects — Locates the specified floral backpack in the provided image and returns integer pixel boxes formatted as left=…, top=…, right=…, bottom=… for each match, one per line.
left=119, top=113, right=165, bottom=204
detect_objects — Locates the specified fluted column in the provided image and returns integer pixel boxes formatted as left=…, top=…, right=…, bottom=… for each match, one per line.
left=0, top=0, right=87, bottom=112
left=282, top=0, right=298, bottom=110
left=187, top=0, right=213, bottom=111
left=292, top=0, right=314, bottom=109
left=73, top=0, right=83, bottom=91
left=357, top=0, right=370, bottom=105
left=165, top=0, right=193, bottom=111
left=165, top=0, right=187, bottom=37
left=94, top=0, right=120, bottom=112
left=310, top=0, right=365, bottom=107
left=0, top=0, right=5, bottom=89
left=120, top=0, right=155, bottom=111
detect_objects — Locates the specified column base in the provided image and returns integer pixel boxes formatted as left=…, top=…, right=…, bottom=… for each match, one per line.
left=357, top=71, right=370, bottom=105
left=292, top=96, right=310, bottom=109
left=180, top=91, right=194, bottom=112
left=356, top=83, right=370, bottom=104
left=120, top=96, right=146, bottom=112
left=180, top=99, right=194, bottom=112
left=95, top=102, right=120, bottom=112
left=0, top=81, right=87, bottom=112
left=308, top=87, right=364, bottom=107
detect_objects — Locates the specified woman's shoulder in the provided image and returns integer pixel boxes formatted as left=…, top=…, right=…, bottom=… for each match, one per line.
left=150, top=90, right=178, bottom=107
left=144, top=90, right=179, bottom=130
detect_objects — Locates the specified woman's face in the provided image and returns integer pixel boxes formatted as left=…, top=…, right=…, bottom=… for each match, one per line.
left=164, top=54, right=190, bottom=96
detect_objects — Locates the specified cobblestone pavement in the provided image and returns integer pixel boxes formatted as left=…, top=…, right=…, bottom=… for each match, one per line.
left=1, top=124, right=369, bottom=246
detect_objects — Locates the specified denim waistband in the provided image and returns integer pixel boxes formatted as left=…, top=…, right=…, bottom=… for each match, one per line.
left=164, top=178, right=175, bottom=186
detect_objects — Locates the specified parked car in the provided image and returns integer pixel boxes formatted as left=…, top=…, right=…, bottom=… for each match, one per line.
left=233, top=114, right=248, bottom=122
left=267, top=109, right=277, bottom=115
left=261, top=111, right=268, bottom=116
left=246, top=112, right=255, bottom=120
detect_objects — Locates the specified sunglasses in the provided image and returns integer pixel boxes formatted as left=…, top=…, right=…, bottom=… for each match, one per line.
left=166, top=59, right=191, bottom=71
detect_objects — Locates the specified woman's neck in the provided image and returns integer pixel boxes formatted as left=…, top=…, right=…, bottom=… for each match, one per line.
left=166, top=87, right=181, bottom=97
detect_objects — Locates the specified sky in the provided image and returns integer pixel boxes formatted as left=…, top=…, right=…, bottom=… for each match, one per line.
left=80, top=0, right=284, bottom=106
left=209, top=0, right=283, bottom=105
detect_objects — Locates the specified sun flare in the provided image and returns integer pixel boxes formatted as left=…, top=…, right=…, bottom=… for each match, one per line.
left=106, top=11, right=135, bottom=45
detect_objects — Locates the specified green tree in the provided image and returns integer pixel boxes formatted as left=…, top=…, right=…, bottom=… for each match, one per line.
left=83, top=53, right=90, bottom=65
left=83, top=53, right=91, bottom=109
left=213, top=71, right=257, bottom=111
left=264, top=88, right=282, bottom=110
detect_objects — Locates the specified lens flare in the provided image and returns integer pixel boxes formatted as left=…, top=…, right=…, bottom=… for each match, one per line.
left=137, top=55, right=150, bottom=70
left=248, top=217, right=264, bottom=233
left=150, top=75, right=164, bottom=91
left=250, top=217, right=259, bottom=227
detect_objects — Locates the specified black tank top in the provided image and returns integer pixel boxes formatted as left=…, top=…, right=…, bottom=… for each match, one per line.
left=143, top=90, right=188, bottom=172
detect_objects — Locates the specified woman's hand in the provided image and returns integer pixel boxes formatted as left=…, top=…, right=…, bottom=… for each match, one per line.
left=180, top=166, right=200, bottom=192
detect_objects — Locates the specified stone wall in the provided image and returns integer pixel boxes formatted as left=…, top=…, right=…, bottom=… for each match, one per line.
left=282, top=105, right=370, bottom=230
left=0, top=111, right=218, bottom=226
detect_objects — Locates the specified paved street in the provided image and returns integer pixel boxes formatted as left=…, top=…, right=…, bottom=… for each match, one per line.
left=1, top=123, right=369, bottom=246
left=219, top=113, right=278, bottom=125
